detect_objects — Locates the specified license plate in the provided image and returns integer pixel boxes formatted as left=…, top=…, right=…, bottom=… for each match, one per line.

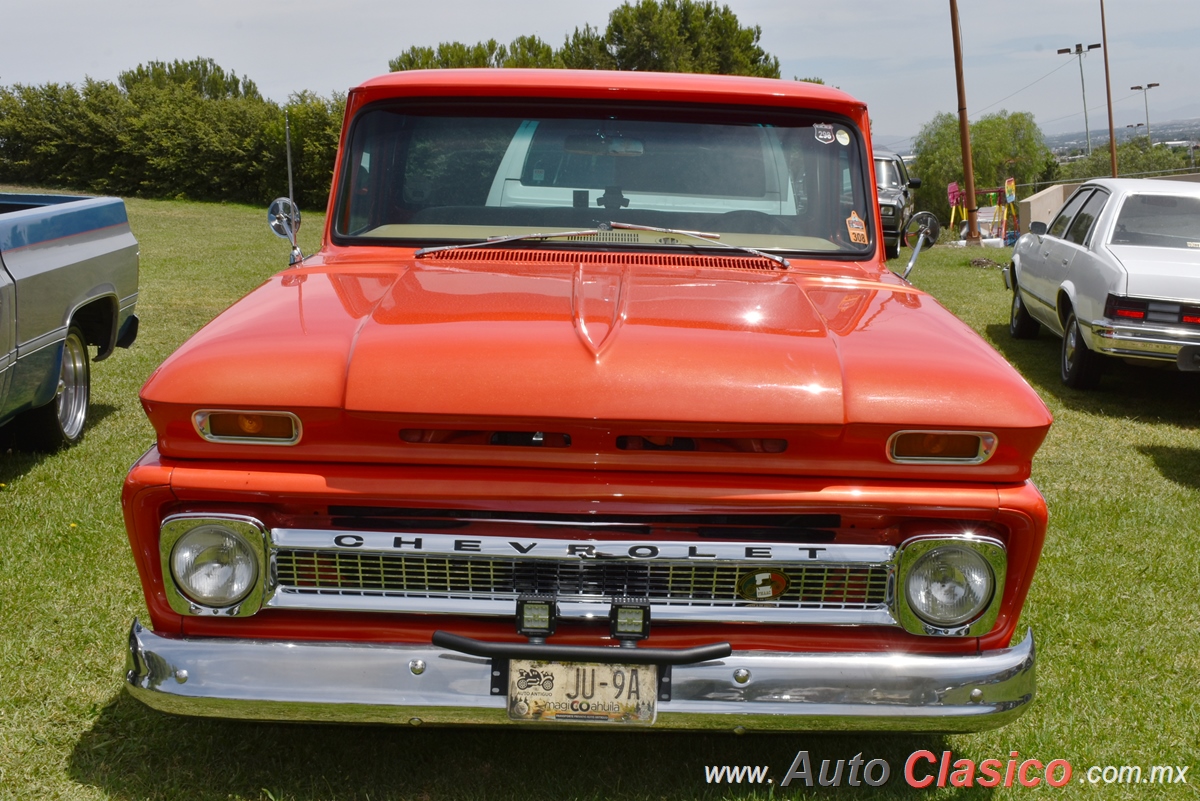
left=507, top=660, right=658, bottom=724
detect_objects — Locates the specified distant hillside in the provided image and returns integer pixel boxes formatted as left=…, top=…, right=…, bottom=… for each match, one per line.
left=1044, top=118, right=1200, bottom=153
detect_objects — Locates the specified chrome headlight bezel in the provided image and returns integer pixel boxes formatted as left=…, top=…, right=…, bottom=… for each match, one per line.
left=879, top=204, right=897, bottom=218
left=160, top=514, right=268, bottom=616
left=895, top=535, right=1006, bottom=636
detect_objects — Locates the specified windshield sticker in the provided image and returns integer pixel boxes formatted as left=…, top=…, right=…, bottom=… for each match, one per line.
left=836, top=130, right=851, bottom=146
left=846, top=211, right=868, bottom=244
left=814, top=123, right=835, bottom=145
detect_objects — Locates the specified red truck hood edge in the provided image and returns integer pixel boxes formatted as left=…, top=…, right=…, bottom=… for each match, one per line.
left=140, top=256, right=1051, bottom=432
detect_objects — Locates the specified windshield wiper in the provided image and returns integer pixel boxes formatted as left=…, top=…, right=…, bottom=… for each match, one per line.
left=605, top=222, right=789, bottom=269
left=414, top=222, right=789, bottom=269
left=414, top=229, right=602, bottom=258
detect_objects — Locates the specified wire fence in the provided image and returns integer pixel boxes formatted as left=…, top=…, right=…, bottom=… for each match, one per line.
left=1010, top=165, right=1200, bottom=191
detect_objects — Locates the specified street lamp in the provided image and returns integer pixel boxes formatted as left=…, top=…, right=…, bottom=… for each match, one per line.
left=1058, top=43, right=1102, bottom=154
left=1130, top=83, right=1159, bottom=145
left=1126, top=122, right=1144, bottom=141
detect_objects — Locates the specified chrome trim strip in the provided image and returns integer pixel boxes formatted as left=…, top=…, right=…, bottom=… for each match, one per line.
left=192, top=409, right=303, bottom=446
left=886, top=430, right=998, bottom=465
left=15, top=326, right=66, bottom=359
left=265, top=591, right=898, bottom=626
left=125, top=620, right=1036, bottom=732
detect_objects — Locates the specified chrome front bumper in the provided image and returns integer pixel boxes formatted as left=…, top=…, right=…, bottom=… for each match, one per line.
left=125, top=620, right=1036, bottom=732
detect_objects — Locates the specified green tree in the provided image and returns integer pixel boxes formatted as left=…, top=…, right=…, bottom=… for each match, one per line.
left=389, top=40, right=508, bottom=70
left=390, top=1, right=779, bottom=77
left=1058, top=138, right=1188, bottom=181
left=606, top=0, right=777, bottom=76
left=503, top=35, right=559, bottom=68
left=0, top=58, right=344, bottom=208
left=558, top=24, right=615, bottom=70
left=911, top=110, right=1053, bottom=224
left=267, top=91, right=348, bottom=210
left=117, top=78, right=277, bottom=200
left=118, top=57, right=261, bottom=101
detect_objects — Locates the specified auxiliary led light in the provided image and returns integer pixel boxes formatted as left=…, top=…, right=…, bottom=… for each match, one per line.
left=609, top=598, right=651, bottom=642
left=516, top=595, right=558, bottom=638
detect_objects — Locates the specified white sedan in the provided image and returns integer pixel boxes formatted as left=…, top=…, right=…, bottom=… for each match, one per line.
left=1006, top=178, right=1200, bottom=389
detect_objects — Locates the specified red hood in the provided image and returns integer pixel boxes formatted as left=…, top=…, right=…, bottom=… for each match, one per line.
left=141, top=251, right=1050, bottom=478
left=144, top=253, right=1046, bottom=427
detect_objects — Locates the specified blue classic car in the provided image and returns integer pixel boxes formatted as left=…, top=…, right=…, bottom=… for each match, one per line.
left=0, top=193, right=139, bottom=448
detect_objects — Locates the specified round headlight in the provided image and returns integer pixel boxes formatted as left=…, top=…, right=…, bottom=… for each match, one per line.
left=170, top=524, right=258, bottom=607
left=905, top=545, right=993, bottom=627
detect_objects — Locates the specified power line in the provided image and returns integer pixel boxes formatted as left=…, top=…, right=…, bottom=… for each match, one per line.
left=1040, top=91, right=1140, bottom=126
left=970, top=59, right=1073, bottom=118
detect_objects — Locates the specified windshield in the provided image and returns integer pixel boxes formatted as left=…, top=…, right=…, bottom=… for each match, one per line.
left=875, top=158, right=901, bottom=190
left=1110, top=194, right=1200, bottom=250
left=334, top=101, right=875, bottom=256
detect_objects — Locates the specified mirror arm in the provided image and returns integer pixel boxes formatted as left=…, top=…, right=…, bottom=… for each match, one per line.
left=901, top=227, right=931, bottom=281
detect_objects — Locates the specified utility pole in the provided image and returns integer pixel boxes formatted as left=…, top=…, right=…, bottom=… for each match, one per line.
left=949, top=0, right=980, bottom=245
left=1100, top=0, right=1118, bottom=176
left=1058, top=42, right=1101, bottom=154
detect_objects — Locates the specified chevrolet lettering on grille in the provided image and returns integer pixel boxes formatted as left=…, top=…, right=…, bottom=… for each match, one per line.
left=286, top=530, right=895, bottom=563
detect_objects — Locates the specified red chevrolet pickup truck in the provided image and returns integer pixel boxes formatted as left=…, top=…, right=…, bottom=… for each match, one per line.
left=123, top=69, right=1051, bottom=731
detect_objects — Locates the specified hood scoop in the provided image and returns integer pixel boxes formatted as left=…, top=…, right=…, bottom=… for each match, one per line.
left=423, top=248, right=781, bottom=271
left=572, top=262, right=629, bottom=357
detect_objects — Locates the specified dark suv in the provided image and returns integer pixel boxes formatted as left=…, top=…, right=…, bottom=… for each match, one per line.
left=874, top=150, right=920, bottom=258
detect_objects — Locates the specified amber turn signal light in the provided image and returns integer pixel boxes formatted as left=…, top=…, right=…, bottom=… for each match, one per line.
left=194, top=410, right=301, bottom=445
left=888, top=431, right=996, bottom=464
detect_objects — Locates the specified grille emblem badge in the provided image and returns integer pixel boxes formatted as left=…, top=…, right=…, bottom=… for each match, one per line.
left=736, top=570, right=790, bottom=601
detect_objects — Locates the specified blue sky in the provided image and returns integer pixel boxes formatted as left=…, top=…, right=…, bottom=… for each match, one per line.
left=3, top=0, right=1197, bottom=145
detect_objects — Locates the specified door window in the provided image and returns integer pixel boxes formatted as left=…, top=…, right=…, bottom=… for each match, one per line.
left=1047, top=190, right=1092, bottom=239
left=1063, top=189, right=1109, bottom=247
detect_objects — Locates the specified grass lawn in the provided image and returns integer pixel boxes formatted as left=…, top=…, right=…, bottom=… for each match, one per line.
left=0, top=194, right=1196, bottom=800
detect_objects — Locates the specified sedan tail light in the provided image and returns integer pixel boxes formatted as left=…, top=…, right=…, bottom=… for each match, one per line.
left=1104, top=294, right=1147, bottom=321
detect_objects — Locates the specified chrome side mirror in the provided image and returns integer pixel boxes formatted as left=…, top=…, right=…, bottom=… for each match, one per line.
left=268, top=197, right=304, bottom=266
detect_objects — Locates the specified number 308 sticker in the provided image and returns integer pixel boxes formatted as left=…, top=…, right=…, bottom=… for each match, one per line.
left=846, top=211, right=869, bottom=245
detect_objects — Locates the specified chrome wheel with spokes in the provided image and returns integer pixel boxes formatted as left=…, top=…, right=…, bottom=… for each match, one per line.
left=56, top=328, right=90, bottom=440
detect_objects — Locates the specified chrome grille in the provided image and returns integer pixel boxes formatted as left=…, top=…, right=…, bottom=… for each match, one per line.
left=274, top=549, right=890, bottom=609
